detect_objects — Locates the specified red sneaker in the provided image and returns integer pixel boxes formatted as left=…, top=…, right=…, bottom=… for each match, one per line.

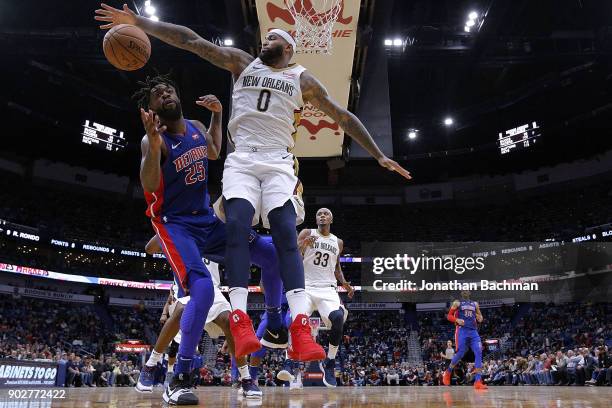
left=229, top=310, right=261, bottom=358
left=289, top=314, right=325, bottom=361
left=442, top=370, right=451, bottom=386
left=474, top=380, right=488, bottom=390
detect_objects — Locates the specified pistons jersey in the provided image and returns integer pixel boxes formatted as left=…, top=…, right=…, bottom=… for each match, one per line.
left=456, top=300, right=478, bottom=330
left=144, top=120, right=211, bottom=219
left=303, top=229, right=340, bottom=287
left=228, top=57, right=306, bottom=150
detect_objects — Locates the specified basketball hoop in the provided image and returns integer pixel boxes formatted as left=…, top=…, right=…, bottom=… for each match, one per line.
left=285, top=0, right=342, bottom=54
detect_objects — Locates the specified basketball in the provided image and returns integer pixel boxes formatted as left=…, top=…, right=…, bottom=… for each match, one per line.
left=102, top=24, right=150, bottom=71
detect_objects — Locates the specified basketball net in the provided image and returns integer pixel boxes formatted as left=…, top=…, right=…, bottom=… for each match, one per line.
left=285, top=0, right=342, bottom=54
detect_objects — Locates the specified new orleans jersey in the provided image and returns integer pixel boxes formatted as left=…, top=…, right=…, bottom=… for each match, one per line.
left=228, top=58, right=306, bottom=150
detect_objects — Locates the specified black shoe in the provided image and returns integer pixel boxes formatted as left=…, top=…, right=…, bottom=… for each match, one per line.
left=260, top=326, right=289, bottom=349
left=162, top=372, right=198, bottom=406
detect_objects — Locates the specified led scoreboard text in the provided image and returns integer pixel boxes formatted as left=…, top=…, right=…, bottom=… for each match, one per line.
left=81, top=120, right=126, bottom=151
left=498, top=121, right=541, bottom=155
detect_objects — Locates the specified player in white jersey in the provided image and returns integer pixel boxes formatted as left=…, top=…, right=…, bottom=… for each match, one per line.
left=297, top=208, right=354, bottom=387
left=136, top=237, right=262, bottom=399
left=96, top=4, right=411, bottom=362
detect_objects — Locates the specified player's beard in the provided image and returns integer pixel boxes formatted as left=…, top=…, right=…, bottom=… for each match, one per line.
left=259, top=44, right=284, bottom=65
left=158, top=100, right=183, bottom=121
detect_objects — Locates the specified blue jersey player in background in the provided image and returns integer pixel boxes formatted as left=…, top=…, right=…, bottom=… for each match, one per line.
left=443, top=290, right=488, bottom=390
left=135, top=73, right=285, bottom=404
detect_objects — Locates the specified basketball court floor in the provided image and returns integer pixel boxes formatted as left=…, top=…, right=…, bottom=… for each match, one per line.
left=1, top=386, right=610, bottom=407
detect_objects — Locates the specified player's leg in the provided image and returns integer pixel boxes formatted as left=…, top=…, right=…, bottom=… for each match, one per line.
left=266, top=201, right=325, bottom=361
left=250, top=312, right=269, bottom=381
left=249, top=235, right=287, bottom=347
left=210, top=311, right=262, bottom=399
left=316, top=288, right=347, bottom=387
left=220, top=156, right=263, bottom=357
left=136, top=300, right=185, bottom=392
left=444, top=327, right=468, bottom=386
left=471, top=332, right=487, bottom=389
left=153, top=220, right=214, bottom=405
left=277, top=310, right=299, bottom=383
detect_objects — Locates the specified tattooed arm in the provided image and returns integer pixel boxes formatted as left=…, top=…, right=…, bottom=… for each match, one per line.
left=95, top=3, right=253, bottom=76
left=300, top=71, right=412, bottom=180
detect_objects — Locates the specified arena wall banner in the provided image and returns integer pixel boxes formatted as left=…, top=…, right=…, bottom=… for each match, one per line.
left=255, top=0, right=361, bottom=157
left=0, top=284, right=94, bottom=304
left=0, top=359, right=59, bottom=387
left=108, top=297, right=166, bottom=309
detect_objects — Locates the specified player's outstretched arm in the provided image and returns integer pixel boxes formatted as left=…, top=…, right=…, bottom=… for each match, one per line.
left=139, top=109, right=165, bottom=192
left=301, top=71, right=411, bottom=180
left=334, top=239, right=354, bottom=298
left=194, top=95, right=223, bottom=160
left=94, top=3, right=253, bottom=76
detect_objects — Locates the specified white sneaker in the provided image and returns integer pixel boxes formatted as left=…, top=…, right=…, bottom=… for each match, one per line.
left=277, top=369, right=295, bottom=382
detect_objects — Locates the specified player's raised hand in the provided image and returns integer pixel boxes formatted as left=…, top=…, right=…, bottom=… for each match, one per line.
left=140, top=108, right=166, bottom=149
left=95, top=3, right=138, bottom=30
left=196, top=95, right=223, bottom=112
left=377, top=156, right=412, bottom=180
left=305, top=235, right=318, bottom=248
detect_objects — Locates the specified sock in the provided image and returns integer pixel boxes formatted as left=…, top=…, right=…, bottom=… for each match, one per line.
left=175, top=356, right=192, bottom=374
left=475, top=373, right=482, bottom=382
left=229, top=287, right=248, bottom=312
left=327, top=344, right=338, bottom=360
left=249, top=365, right=260, bottom=380
left=175, top=274, right=214, bottom=374
left=231, top=357, right=239, bottom=382
left=266, top=306, right=282, bottom=331
left=168, top=363, right=174, bottom=373
left=238, top=364, right=251, bottom=380
left=447, top=366, right=453, bottom=373
left=285, top=289, right=308, bottom=319
left=251, top=235, right=283, bottom=322
left=146, top=350, right=162, bottom=367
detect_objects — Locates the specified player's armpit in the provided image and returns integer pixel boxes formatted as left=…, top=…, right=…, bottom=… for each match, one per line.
left=134, top=16, right=253, bottom=76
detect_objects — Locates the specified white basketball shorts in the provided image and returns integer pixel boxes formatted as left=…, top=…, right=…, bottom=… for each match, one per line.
left=303, top=285, right=348, bottom=327
left=218, top=148, right=305, bottom=229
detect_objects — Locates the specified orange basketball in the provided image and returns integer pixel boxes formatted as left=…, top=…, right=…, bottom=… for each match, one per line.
left=103, top=24, right=151, bottom=71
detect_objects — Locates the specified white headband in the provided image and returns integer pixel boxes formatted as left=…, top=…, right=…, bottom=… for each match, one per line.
left=268, top=28, right=297, bottom=50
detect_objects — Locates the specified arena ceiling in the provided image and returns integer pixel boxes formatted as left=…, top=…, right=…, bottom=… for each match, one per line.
left=0, top=0, right=611, bottom=186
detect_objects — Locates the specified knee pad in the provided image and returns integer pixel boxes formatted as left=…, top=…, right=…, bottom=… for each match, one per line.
left=168, top=340, right=179, bottom=358
left=328, top=309, right=345, bottom=327
left=328, top=309, right=345, bottom=345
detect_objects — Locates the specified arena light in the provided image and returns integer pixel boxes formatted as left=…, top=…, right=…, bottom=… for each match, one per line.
left=444, top=117, right=454, bottom=126
left=464, top=26, right=471, bottom=32
left=145, top=5, right=156, bottom=15
left=408, top=130, right=418, bottom=140
left=223, top=38, right=234, bottom=46
left=150, top=15, right=159, bottom=22
left=393, top=38, right=403, bottom=47
left=384, top=39, right=393, bottom=46
left=466, top=19, right=475, bottom=27
left=469, top=11, right=478, bottom=20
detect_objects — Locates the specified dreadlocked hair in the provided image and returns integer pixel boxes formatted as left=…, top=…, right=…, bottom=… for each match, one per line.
left=132, top=71, right=179, bottom=110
